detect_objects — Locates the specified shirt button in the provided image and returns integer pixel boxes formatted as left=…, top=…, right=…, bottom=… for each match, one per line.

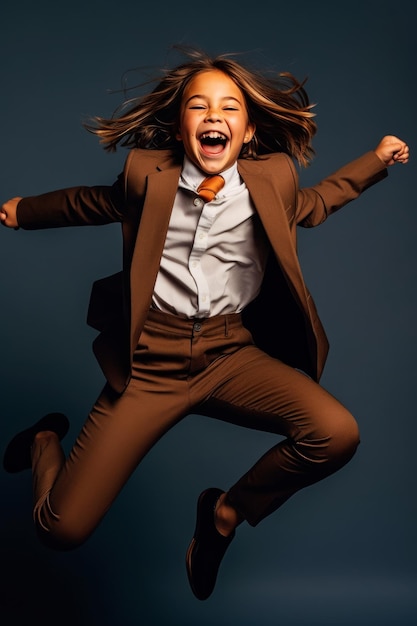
left=193, top=322, right=202, bottom=332
left=193, top=198, right=202, bottom=207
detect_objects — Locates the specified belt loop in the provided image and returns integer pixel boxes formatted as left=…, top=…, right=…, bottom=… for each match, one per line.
left=225, top=315, right=229, bottom=337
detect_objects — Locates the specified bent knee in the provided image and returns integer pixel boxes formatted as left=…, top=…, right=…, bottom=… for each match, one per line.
left=296, top=409, right=360, bottom=468
left=316, top=413, right=360, bottom=469
left=34, top=494, right=91, bottom=551
left=324, top=409, right=360, bottom=467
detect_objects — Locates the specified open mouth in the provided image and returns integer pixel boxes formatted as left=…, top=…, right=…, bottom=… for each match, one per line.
left=199, top=131, right=228, bottom=155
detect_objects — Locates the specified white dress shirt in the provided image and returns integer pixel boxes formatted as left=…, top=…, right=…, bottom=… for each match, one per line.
left=152, top=157, right=270, bottom=318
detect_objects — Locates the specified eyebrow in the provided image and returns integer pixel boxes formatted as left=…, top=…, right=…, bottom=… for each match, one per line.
left=184, top=95, right=242, bottom=105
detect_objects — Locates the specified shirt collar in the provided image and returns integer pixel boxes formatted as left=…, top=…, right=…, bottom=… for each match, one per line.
left=180, top=156, right=241, bottom=197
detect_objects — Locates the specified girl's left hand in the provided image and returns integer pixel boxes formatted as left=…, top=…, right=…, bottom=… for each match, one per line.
left=375, top=135, right=409, bottom=166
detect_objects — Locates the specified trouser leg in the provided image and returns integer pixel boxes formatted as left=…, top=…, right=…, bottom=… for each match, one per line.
left=32, top=378, right=189, bottom=549
left=194, top=345, right=360, bottom=526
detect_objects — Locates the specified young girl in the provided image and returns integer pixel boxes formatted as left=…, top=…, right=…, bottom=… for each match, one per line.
left=1, top=47, right=409, bottom=601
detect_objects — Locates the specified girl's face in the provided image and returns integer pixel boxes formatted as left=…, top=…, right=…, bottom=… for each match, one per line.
left=176, top=69, right=255, bottom=175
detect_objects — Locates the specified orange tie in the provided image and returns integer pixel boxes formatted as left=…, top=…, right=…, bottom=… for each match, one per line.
left=196, top=175, right=225, bottom=202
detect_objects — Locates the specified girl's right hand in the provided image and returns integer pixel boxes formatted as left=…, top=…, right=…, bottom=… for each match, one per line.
left=0, top=197, right=21, bottom=229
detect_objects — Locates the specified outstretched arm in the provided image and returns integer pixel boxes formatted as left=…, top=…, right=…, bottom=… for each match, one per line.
left=296, top=135, right=409, bottom=227
left=0, top=178, right=127, bottom=231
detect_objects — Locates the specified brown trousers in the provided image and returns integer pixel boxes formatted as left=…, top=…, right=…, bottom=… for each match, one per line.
left=32, top=308, right=359, bottom=549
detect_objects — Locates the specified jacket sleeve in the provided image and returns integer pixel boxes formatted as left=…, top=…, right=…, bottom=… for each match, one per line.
left=16, top=173, right=127, bottom=230
left=295, top=151, right=388, bottom=228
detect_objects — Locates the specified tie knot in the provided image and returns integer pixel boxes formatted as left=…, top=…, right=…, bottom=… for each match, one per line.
left=196, top=175, right=225, bottom=203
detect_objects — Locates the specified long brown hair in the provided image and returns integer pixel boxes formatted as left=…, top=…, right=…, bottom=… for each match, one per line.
left=85, top=46, right=317, bottom=166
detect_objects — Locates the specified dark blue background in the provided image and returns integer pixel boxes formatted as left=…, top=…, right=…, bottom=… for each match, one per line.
left=1, top=1, right=416, bottom=624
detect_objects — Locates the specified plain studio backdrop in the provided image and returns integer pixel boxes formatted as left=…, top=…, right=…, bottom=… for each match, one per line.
left=0, top=1, right=415, bottom=625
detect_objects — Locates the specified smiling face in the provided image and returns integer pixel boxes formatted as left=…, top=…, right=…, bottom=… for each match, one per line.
left=176, top=69, right=255, bottom=175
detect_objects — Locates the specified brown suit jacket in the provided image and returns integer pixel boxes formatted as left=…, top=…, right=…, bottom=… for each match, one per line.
left=17, top=149, right=388, bottom=393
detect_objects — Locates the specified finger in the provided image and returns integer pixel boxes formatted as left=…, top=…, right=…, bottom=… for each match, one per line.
left=388, top=141, right=404, bottom=155
left=393, top=153, right=409, bottom=164
left=394, top=144, right=409, bottom=159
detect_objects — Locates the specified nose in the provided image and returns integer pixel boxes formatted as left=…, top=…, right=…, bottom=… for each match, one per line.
left=205, top=107, right=222, bottom=122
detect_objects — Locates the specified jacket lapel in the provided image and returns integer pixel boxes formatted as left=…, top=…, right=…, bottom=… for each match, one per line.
left=129, top=163, right=181, bottom=356
left=238, top=161, right=309, bottom=313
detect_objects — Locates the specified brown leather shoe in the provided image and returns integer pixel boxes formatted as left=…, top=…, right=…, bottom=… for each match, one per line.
left=186, top=487, right=235, bottom=600
left=3, top=413, right=69, bottom=473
